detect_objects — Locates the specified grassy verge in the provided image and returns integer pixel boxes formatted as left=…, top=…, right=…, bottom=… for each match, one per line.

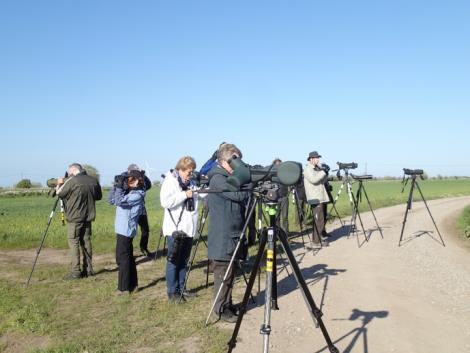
left=0, top=242, right=233, bottom=353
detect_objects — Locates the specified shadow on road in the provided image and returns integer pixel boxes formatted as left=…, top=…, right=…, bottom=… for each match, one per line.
left=315, top=308, right=389, bottom=353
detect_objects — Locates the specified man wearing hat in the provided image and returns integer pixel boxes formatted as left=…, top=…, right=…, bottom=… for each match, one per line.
left=125, top=164, right=152, bottom=256
left=304, top=151, right=330, bottom=245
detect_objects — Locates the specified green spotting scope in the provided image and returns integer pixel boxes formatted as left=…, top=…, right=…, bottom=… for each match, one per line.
left=226, top=156, right=302, bottom=191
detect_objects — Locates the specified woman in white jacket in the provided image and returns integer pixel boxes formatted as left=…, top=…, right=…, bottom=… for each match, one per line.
left=160, top=156, right=204, bottom=301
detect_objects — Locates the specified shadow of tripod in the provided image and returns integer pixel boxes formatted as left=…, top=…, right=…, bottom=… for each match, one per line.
left=398, top=169, right=445, bottom=247
left=315, top=309, right=389, bottom=353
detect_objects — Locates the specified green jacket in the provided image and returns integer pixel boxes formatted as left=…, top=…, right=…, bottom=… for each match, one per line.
left=57, top=173, right=102, bottom=223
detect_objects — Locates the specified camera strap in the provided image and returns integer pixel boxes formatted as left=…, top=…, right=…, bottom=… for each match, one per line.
left=167, top=207, right=184, bottom=230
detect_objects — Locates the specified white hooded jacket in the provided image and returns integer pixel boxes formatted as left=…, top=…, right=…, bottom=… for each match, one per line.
left=160, top=170, right=205, bottom=237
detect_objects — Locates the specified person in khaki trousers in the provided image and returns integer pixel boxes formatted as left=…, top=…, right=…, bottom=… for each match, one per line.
left=304, top=151, right=330, bottom=245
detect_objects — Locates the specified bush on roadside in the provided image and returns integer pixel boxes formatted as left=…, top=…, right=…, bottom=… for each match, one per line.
left=15, top=179, right=32, bottom=188
left=457, top=205, right=470, bottom=239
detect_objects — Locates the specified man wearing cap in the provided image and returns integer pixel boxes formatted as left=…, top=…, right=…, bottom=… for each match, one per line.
left=124, top=164, right=152, bottom=256
left=304, top=151, right=330, bottom=245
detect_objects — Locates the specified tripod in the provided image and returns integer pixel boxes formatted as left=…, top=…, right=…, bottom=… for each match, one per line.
left=226, top=200, right=338, bottom=353
left=328, top=168, right=366, bottom=244
left=398, top=171, right=445, bottom=247
left=26, top=197, right=60, bottom=286
left=350, top=176, right=383, bottom=244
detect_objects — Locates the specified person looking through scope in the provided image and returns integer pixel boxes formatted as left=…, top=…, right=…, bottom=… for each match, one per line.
left=120, top=164, right=152, bottom=257
left=56, top=163, right=102, bottom=280
left=304, top=151, right=330, bottom=245
left=160, top=156, right=205, bottom=302
left=108, top=169, right=146, bottom=295
left=207, top=143, right=250, bottom=323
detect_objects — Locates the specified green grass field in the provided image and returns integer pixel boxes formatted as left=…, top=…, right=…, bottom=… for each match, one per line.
left=0, top=179, right=469, bottom=352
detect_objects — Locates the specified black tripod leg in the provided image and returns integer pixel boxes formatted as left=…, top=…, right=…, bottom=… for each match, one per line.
left=328, top=183, right=344, bottom=227
left=415, top=182, right=445, bottom=246
left=277, top=230, right=339, bottom=353
left=227, top=233, right=268, bottom=353
left=398, top=179, right=415, bottom=246
left=26, top=198, right=59, bottom=286
left=352, top=192, right=367, bottom=244
left=329, top=202, right=344, bottom=227
left=154, top=229, right=164, bottom=260
left=236, top=260, right=256, bottom=304
left=362, top=186, right=383, bottom=239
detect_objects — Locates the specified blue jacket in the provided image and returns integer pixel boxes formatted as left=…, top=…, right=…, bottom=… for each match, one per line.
left=108, top=187, right=145, bottom=237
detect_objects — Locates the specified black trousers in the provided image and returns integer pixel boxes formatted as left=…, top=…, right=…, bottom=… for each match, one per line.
left=212, top=260, right=235, bottom=315
left=311, top=203, right=326, bottom=243
left=138, top=211, right=150, bottom=251
left=116, top=234, right=138, bottom=292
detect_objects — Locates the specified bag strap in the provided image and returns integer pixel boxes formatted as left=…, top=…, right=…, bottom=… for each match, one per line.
left=167, top=207, right=185, bottom=230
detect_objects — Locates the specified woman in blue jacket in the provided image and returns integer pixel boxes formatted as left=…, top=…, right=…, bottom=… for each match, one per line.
left=108, top=170, right=146, bottom=294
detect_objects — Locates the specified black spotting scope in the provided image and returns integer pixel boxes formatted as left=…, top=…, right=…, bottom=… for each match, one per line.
left=351, top=174, right=373, bottom=180
left=337, top=162, right=358, bottom=170
left=226, top=156, right=302, bottom=191
left=403, top=168, right=424, bottom=176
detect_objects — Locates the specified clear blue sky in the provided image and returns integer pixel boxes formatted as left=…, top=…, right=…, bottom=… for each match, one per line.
left=1, top=0, right=469, bottom=186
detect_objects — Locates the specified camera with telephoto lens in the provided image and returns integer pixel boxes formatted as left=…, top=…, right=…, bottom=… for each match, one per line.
left=403, top=168, right=424, bottom=176
left=114, top=174, right=129, bottom=191
left=337, top=162, right=358, bottom=170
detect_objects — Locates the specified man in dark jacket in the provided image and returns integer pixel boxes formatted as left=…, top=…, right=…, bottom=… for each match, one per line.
left=126, top=164, right=152, bottom=256
left=207, top=143, right=250, bottom=323
left=57, top=163, right=102, bottom=279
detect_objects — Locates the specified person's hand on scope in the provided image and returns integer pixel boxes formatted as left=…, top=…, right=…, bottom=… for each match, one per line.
left=57, top=177, right=65, bottom=186
left=185, top=190, right=193, bottom=198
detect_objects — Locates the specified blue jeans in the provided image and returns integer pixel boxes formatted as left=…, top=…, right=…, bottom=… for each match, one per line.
left=165, top=235, right=193, bottom=297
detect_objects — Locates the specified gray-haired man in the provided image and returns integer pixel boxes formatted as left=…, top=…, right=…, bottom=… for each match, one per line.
left=57, top=163, right=102, bottom=279
left=207, top=143, right=250, bottom=322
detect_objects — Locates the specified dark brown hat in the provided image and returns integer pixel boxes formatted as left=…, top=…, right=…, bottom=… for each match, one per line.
left=307, top=151, right=322, bottom=160
left=128, top=169, right=143, bottom=179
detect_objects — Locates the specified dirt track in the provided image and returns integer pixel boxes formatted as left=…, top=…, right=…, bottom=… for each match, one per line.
left=232, top=196, right=470, bottom=353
